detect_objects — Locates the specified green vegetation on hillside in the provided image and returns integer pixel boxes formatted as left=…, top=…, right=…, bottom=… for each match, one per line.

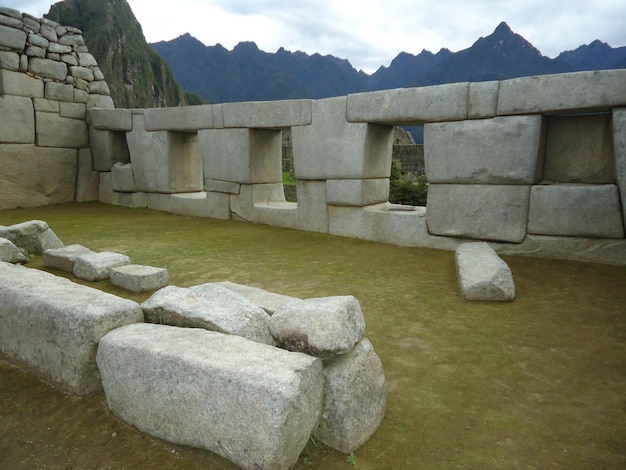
left=45, top=0, right=205, bottom=108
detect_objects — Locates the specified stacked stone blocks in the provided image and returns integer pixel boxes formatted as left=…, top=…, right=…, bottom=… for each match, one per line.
left=0, top=6, right=114, bottom=209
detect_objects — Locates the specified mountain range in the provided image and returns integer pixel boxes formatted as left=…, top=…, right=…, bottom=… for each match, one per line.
left=152, top=21, right=626, bottom=104
left=44, top=0, right=626, bottom=109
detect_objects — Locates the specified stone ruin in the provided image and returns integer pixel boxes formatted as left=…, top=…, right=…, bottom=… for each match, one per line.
left=1, top=6, right=626, bottom=267
left=0, top=219, right=386, bottom=470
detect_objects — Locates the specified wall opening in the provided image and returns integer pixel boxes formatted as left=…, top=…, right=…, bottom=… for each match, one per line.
left=389, top=125, right=428, bottom=207
left=281, top=130, right=298, bottom=202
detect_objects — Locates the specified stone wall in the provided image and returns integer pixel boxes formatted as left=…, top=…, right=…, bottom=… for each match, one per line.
left=2, top=8, right=625, bottom=266
left=0, top=6, right=111, bottom=209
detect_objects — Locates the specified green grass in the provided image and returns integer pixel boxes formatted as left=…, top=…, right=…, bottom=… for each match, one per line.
left=282, top=170, right=297, bottom=186
left=1, top=202, right=626, bottom=469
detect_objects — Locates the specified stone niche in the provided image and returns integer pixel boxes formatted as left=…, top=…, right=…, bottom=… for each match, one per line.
left=542, top=113, right=615, bottom=184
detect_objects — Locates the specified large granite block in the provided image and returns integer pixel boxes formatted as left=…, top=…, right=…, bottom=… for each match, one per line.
left=347, top=82, right=469, bottom=124
left=528, top=184, right=624, bottom=238
left=0, top=144, right=76, bottom=210
left=424, top=115, right=545, bottom=184
left=455, top=242, right=515, bottom=301
left=426, top=184, right=530, bottom=243
left=111, top=162, right=137, bottom=193
left=144, top=104, right=214, bottom=131
left=75, top=148, right=99, bottom=203
left=97, top=323, right=323, bottom=470
left=0, top=23, right=26, bottom=49
left=0, top=262, right=143, bottom=395
left=0, top=69, right=43, bottom=97
left=498, top=70, right=626, bottom=115
left=0, top=95, right=35, bottom=144
left=292, top=96, right=394, bottom=180
left=88, top=108, right=132, bottom=131
left=36, top=111, right=89, bottom=148
left=147, top=191, right=231, bottom=220
left=223, top=99, right=312, bottom=128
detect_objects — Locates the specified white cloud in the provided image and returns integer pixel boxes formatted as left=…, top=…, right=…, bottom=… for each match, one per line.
left=6, top=0, right=626, bottom=73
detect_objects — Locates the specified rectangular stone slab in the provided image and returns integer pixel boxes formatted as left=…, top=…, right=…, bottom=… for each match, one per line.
left=0, top=262, right=143, bottom=395
left=426, top=184, right=530, bottom=243
left=97, top=323, right=323, bottom=470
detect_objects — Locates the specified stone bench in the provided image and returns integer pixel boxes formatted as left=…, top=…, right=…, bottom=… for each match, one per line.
left=0, top=261, right=143, bottom=395
left=97, top=323, right=323, bottom=470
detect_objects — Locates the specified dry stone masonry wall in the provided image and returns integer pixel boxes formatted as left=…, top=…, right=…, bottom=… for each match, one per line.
left=1, top=7, right=626, bottom=266
left=0, top=6, right=112, bottom=209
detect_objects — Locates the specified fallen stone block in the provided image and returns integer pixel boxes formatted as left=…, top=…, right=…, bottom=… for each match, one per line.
left=73, top=251, right=131, bottom=281
left=314, top=338, right=387, bottom=453
left=43, top=243, right=94, bottom=273
left=141, top=283, right=275, bottom=345
left=0, top=219, right=63, bottom=255
left=97, top=323, right=323, bottom=470
left=455, top=242, right=515, bottom=301
left=216, top=281, right=299, bottom=314
left=270, top=296, right=366, bottom=358
left=110, top=264, right=169, bottom=293
left=0, top=262, right=143, bottom=394
left=0, top=237, right=26, bottom=263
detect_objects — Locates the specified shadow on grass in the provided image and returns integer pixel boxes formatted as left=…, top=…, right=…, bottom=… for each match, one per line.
left=1, top=202, right=625, bottom=469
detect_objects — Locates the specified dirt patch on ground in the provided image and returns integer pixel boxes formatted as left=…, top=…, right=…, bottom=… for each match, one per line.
left=1, top=203, right=625, bottom=469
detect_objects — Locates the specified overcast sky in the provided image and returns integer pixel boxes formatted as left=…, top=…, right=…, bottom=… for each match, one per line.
left=9, top=0, right=626, bottom=73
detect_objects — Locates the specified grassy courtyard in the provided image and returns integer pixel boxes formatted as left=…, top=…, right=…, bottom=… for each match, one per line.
left=1, top=202, right=625, bottom=469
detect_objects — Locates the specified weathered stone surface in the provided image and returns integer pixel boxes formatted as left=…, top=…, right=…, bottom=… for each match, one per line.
left=498, top=70, right=626, bottom=115
left=97, top=323, right=323, bottom=470
left=75, top=148, right=99, bottom=202
left=36, top=112, right=89, bottom=148
left=223, top=99, right=312, bottom=128
left=216, top=281, right=300, bottom=315
left=142, top=283, right=275, bottom=345
left=44, top=81, right=74, bottom=102
left=0, top=24, right=26, bottom=49
left=199, top=128, right=282, bottom=184
left=111, top=162, right=137, bottom=192
left=87, top=80, right=110, bottom=95
left=25, top=45, right=46, bottom=58
left=424, top=115, right=545, bottom=184
left=0, top=12, right=22, bottom=28
left=28, top=57, right=67, bottom=81
left=47, top=42, right=71, bottom=54
left=69, top=65, right=94, bottom=82
left=89, top=128, right=130, bottom=171
left=0, top=6, right=21, bottom=19
left=528, top=184, right=624, bottom=238
left=39, top=24, right=57, bottom=42
left=60, top=102, right=86, bottom=120
left=295, top=180, right=329, bottom=233
left=73, top=251, right=131, bottom=281
left=0, top=144, right=77, bottom=210
left=347, top=82, right=469, bottom=124
left=0, top=237, right=27, bottom=264
left=110, top=264, right=169, bottom=293
left=0, top=261, right=143, bottom=395
left=0, top=50, right=19, bottom=70
left=426, top=184, right=530, bottom=243
left=144, top=104, right=215, bottom=131
left=468, top=81, right=499, bottom=118
left=455, top=242, right=515, bottom=301
left=0, top=95, right=34, bottom=143
left=22, top=15, right=41, bottom=33
left=326, top=178, right=389, bottom=206
left=0, top=220, right=63, bottom=255
left=86, top=94, right=114, bottom=109
left=270, top=296, right=366, bottom=358
left=292, top=96, right=394, bottom=180
left=313, top=338, right=386, bottom=453
left=43, top=244, right=94, bottom=273
left=614, top=108, right=626, bottom=231
left=88, top=108, right=133, bottom=131
left=127, top=114, right=203, bottom=193
left=544, top=114, right=614, bottom=183
left=0, top=69, right=43, bottom=97
left=76, top=51, right=96, bottom=66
